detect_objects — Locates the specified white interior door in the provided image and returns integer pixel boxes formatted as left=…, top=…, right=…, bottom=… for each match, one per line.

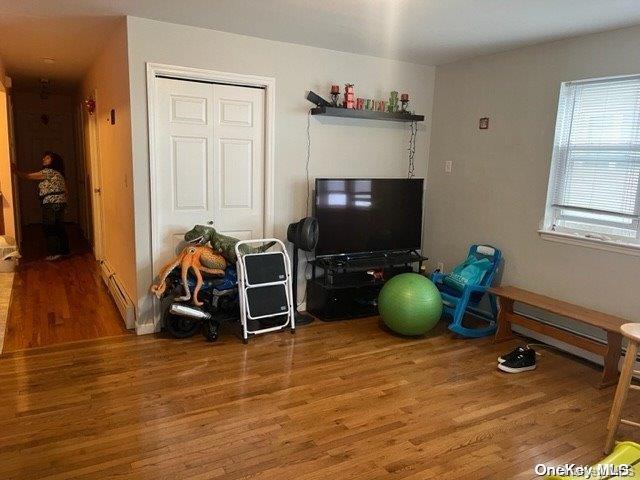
left=153, top=77, right=265, bottom=275
left=84, top=96, right=105, bottom=261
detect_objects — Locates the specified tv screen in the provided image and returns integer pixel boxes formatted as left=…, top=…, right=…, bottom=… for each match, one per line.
left=314, top=178, right=424, bottom=256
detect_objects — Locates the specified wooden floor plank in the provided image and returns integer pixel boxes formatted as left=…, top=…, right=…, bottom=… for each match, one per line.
left=2, top=224, right=129, bottom=352
left=0, top=316, right=637, bottom=479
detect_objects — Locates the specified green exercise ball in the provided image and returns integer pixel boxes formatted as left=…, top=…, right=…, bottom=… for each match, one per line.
left=378, top=273, right=443, bottom=336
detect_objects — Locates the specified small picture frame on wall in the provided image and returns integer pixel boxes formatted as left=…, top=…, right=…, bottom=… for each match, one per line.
left=479, top=117, right=489, bottom=130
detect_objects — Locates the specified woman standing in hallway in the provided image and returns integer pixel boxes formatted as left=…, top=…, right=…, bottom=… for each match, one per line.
left=13, top=151, right=70, bottom=260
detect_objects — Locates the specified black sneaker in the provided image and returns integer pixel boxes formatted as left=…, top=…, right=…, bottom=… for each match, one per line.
left=497, top=346, right=527, bottom=364
left=498, top=348, right=536, bottom=373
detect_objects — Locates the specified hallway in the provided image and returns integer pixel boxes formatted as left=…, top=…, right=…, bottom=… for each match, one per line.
left=2, top=225, right=130, bottom=353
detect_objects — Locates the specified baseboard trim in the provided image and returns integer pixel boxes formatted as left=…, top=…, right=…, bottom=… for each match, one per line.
left=135, top=321, right=159, bottom=336
left=99, top=260, right=136, bottom=330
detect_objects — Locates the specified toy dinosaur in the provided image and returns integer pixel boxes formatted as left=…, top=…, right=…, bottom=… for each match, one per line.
left=184, top=225, right=275, bottom=263
left=151, top=245, right=227, bottom=306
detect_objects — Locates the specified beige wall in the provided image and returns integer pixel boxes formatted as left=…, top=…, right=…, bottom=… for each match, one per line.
left=81, top=18, right=137, bottom=305
left=0, top=55, right=16, bottom=239
left=125, top=16, right=436, bottom=330
left=426, top=25, right=640, bottom=329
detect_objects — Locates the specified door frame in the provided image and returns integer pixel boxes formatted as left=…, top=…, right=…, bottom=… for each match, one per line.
left=146, top=63, right=276, bottom=321
left=85, top=89, right=105, bottom=261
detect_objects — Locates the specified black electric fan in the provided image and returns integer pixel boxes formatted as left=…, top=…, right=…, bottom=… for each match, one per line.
left=287, top=217, right=319, bottom=325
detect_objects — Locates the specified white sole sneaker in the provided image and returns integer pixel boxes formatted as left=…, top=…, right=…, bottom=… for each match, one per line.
left=497, top=363, right=536, bottom=373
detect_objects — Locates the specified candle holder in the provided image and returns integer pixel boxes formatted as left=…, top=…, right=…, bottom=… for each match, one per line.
left=400, top=93, right=409, bottom=112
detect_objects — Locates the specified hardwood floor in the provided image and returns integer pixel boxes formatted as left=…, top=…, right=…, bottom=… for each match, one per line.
left=2, top=224, right=129, bottom=352
left=0, top=317, right=636, bottom=479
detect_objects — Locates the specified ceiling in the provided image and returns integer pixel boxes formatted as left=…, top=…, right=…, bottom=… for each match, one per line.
left=2, top=0, right=640, bottom=90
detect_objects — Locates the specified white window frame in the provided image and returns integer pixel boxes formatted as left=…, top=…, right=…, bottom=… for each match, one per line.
left=540, top=74, right=640, bottom=255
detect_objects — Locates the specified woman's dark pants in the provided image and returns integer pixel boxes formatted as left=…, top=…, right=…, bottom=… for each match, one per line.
left=42, top=203, right=70, bottom=256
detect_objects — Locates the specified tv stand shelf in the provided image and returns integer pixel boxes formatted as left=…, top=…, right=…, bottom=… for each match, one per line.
left=312, top=251, right=425, bottom=273
left=307, top=251, right=427, bottom=320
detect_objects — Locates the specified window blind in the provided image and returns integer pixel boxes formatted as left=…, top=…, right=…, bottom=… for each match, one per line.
left=546, top=75, right=640, bottom=242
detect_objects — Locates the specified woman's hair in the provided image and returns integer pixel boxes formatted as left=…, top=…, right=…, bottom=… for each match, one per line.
left=43, top=151, right=65, bottom=177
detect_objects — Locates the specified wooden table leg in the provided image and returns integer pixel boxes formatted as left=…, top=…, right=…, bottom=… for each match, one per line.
left=494, top=298, right=515, bottom=343
left=600, top=331, right=623, bottom=389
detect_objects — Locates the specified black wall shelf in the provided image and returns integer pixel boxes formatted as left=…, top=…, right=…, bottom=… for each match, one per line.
left=311, top=106, right=425, bottom=122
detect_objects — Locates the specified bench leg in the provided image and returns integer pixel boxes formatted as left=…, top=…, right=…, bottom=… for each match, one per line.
left=600, top=331, right=623, bottom=389
left=604, top=340, right=638, bottom=453
left=494, top=298, right=515, bottom=343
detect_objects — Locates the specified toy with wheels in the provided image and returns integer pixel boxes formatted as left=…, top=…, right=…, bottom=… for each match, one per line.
left=546, top=441, right=640, bottom=479
left=160, top=266, right=239, bottom=341
left=378, top=273, right=443, bottom=336
left=164, top=309, right=202, bottom=338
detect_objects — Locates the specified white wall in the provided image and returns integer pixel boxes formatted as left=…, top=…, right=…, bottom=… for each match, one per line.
left=125, top=16, right=436, bottom=331
left=426, top=25, right=640, bottom=333
left=81, top=18, right=137, bottom=306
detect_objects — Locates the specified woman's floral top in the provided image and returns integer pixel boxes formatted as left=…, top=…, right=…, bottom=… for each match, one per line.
left=38, top=168, right=67, bottom=205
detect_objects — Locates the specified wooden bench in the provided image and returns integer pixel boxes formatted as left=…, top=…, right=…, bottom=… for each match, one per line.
left=488, top=286, right=629, bottom=388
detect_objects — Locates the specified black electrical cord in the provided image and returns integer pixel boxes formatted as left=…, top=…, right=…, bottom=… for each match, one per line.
left=407, top=120, right=417, bottom=179
left=298, top=109, right=313, bottom=309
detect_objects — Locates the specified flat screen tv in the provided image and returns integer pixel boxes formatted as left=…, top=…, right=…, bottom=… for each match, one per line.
left=314, top=178, right=424, bottom=256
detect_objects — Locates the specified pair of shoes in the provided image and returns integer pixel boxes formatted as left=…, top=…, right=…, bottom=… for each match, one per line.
left=497, top=346, right=536, bottom=373
left=45, top=255, right=62, bottom=261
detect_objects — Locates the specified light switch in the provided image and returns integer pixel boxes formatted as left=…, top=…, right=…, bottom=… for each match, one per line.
left=445, top=161, right=452, bottom=173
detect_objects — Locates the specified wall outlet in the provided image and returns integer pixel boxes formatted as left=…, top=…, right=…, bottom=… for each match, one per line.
left=437, top=262, right=444, bottom=272
left=445, top=161, right=452, bottom=173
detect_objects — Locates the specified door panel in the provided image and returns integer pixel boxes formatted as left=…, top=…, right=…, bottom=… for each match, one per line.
left=155, top=78, right=215, bottom=273
left=171, top=136, right=208, bottom=210
left=154, top=78, right=265, bottom=277
left=220, top=139, right=253, bottom=208
left=170, top=95, right=208, bottom=124
left=212, top=84, right=264, bottom=240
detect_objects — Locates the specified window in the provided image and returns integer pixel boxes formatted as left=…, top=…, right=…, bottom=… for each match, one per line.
left=543, top=75, right=640, bottom=246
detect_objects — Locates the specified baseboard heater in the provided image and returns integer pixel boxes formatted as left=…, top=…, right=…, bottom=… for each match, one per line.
left=99, top=260, right=136, bottom=329
left=476, top=305, right=639, bottom=376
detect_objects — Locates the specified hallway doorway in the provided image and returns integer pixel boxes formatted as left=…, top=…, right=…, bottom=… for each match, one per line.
left=0, top=83, right=130, bottom=353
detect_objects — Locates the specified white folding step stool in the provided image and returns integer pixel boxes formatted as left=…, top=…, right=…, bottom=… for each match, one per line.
left=235, top=239, right=295, bottom=343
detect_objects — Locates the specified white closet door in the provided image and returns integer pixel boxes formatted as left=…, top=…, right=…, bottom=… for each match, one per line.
left=212, top=84, right=265, bottom=240
left=153, top=78, right=265, bottom=276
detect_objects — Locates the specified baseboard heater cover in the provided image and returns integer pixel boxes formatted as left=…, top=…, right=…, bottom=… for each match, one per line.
left=474, top=304, right=639, bottom=377
left=100, top=260, right=136, bottom=329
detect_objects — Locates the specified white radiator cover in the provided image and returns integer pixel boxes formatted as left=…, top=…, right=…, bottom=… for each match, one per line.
left=99, top=260, right=136, bottom=329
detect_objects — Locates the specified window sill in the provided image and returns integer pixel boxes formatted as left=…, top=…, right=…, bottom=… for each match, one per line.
left=538, top=230, right=640, bottom=257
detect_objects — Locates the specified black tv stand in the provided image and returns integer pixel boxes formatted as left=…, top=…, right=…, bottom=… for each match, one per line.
left=307, top=250, right=427, bottom=321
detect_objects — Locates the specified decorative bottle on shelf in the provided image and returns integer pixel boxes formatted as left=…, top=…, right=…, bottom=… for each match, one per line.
left=387, top=91, right=399, bottom=112
left=330, top=85, right=340, bottom=107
